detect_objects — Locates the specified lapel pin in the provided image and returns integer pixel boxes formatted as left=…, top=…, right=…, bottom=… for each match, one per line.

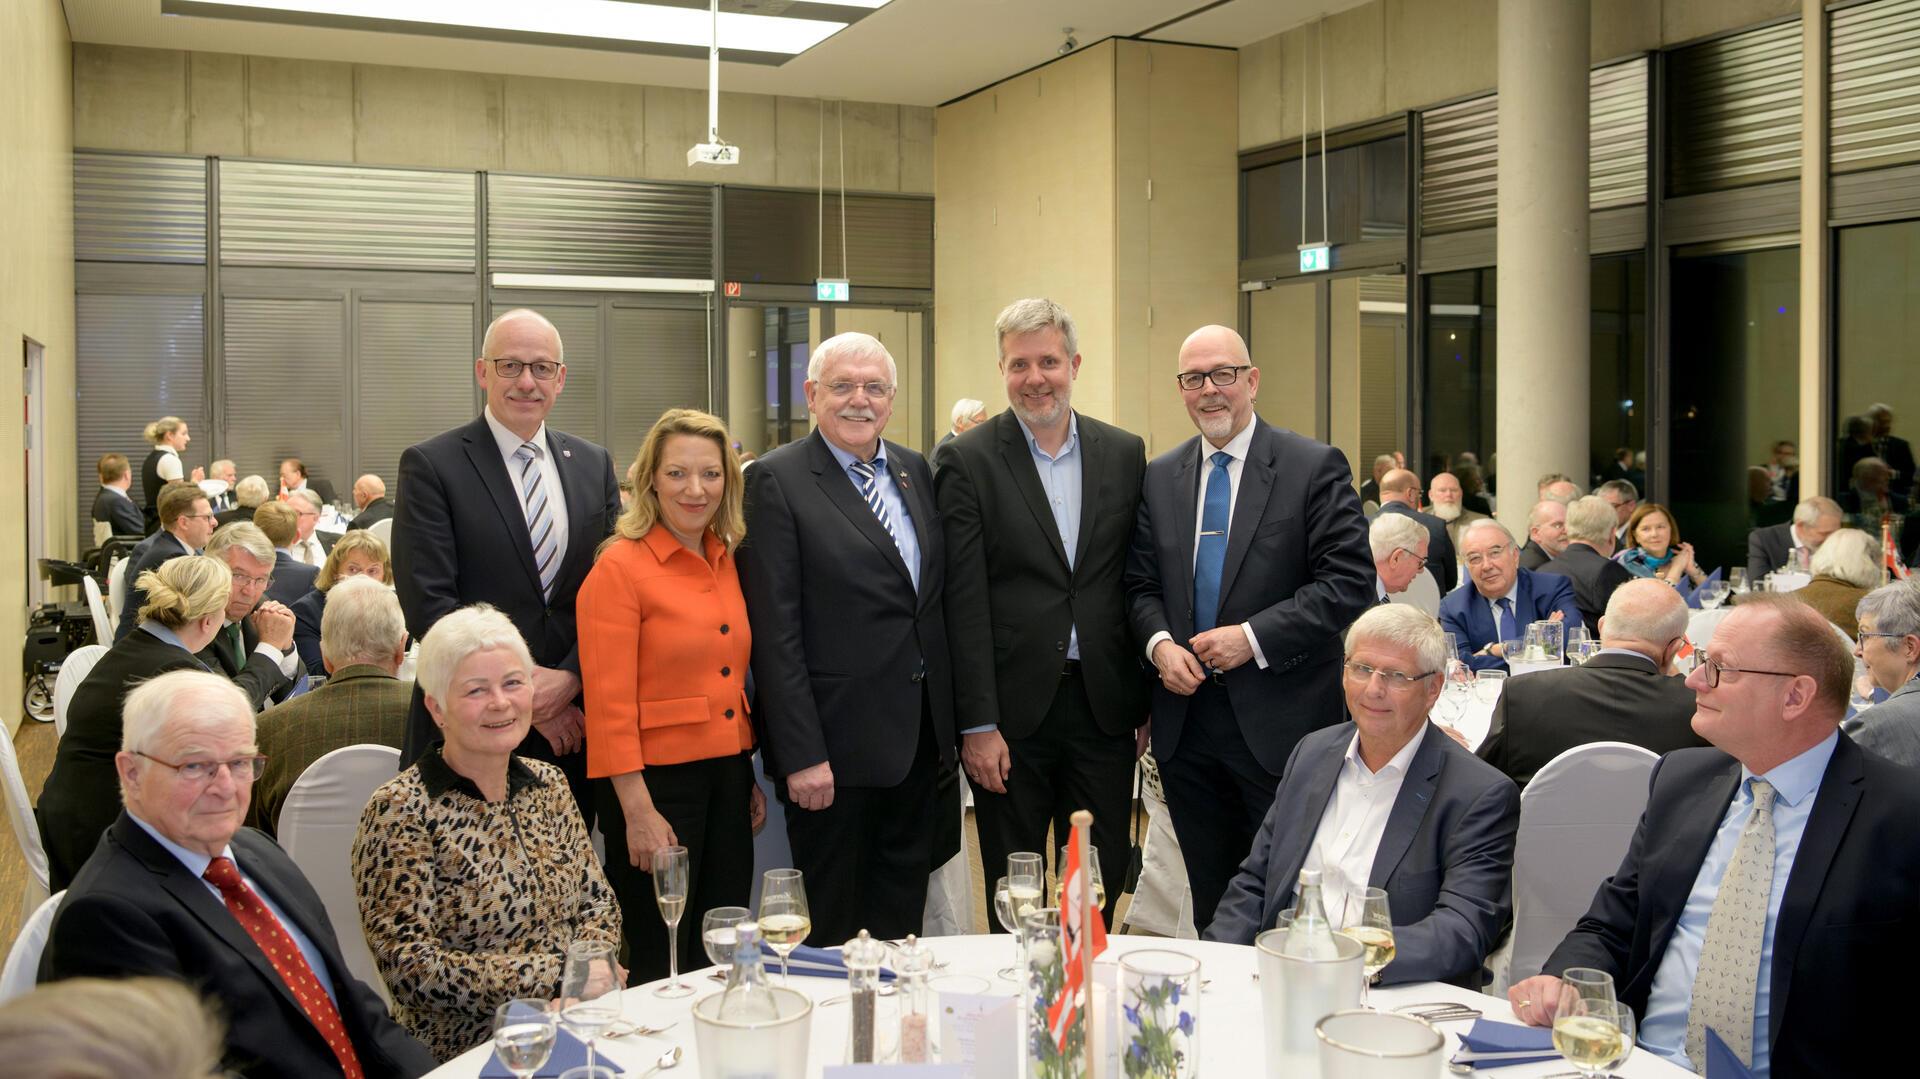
left=563, top=449, right=572, bottom=458
left=897, top=472, right=911, bottom=490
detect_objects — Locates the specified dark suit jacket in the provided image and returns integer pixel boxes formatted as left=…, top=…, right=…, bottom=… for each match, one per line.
left=1205, top=723, right=1520, bottom=986
left=1542, top=737, right=1920, bottom=1079
left=215, top=504, right=256, bottom=528
left=113, top=531, right=195, bottom=642
left=265, top=549, right=319, bottom=607
left=92, top=487, right=143, bottom=538
left=37, top=628, right=214, bottom=891
left=1476, top=651, right=1707, bottom=788
left=1377, top=499, right=1457, bottom=593
left=1747, top=521, right=1799, bottom=582
left=348, top=497, right=394, bottom=532
left=196, top=615, right=297, bottom=710
left=738, top=429, right=955, bottom=786
left=392, top=414, right=619, bottom=764
left=933, top=409, right=1149, bottom=739
left=1125, top=417, right=1374, bottom=775
left=290, top=586, right=330, bottom=676
left=1438, top=568, right=1585, bottom=672
left=1517, top=538, right=1553, bottom=571
left=1838, top=488, right=1910, bottom=523
left=1537, top=542, right=1634, bottom=631
left=40, top=813, right=434, bottom=1079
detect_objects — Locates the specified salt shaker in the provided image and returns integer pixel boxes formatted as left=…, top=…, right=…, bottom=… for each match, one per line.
left=893, top=934, right=934, bottom=1062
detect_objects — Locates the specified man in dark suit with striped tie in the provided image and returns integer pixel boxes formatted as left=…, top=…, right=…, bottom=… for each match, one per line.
left=391, top=308, right=621, bottom=821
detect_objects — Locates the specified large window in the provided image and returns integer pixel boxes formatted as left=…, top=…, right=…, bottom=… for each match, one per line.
left=1834, top=220, right=1920, bottom=511
left=1243, top=136, right=1407, bottom=261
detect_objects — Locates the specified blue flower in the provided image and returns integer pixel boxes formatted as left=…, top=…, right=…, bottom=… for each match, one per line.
left=1169, top=980, right=1182, bottom=1005
left=1129, top=1042, right=1147, bottom=1062
left=1123, top=1004, right=1141, bottom=1027
left=1178, top=1011, right=1194, bottom=1036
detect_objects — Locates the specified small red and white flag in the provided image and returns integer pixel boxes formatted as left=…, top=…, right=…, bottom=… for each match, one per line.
left=1884, top=518, right=1909, bottom=581
left=1048, top=821, right=1108, bottom=1052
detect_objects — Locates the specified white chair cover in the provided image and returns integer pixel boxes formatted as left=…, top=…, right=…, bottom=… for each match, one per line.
left=1507, top=742, right=1658, bottom=984
left=0, top=890, right=65, bottom=1002
left=366, top=517, right=394, bottom=546
left=53, top=645, right=108, bottom=739
left=1389, top=567, right=1442, bottom=617
left=1116, top=753, right=1197, bottom=938
left=82, top=575, right=112, bottom=645
left=279, top=744, right=400, bottom=1004
left=107, top=556, right=128, bottom=628
left=0, top=727, right=52, bottom=915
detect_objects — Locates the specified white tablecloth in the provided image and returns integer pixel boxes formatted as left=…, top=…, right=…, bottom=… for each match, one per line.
left=426, top=935, right=1693, bottom=1078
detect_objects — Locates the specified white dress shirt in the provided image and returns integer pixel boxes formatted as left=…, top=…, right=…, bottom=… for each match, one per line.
left=1303, top=725, right=1429, bottom=919
left=484, top=405, right=570, bottom=571
left=154, top=445, right=184, bottom=482
left=1144, top=421, right=1271, bottom=668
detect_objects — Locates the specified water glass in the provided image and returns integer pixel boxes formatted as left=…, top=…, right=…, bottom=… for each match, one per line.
left=560, top=940, right=623, bottom=1073
left=1560, top=967, right=1617, bottom=1007
left=1501, top=638, right=1527, bottom=665
left=1472, top=668, right=1507, bottom=704
left=1118, top=949, right=1199, bottom=1079
left=1526, top=620, right=1564, bottom=663
left=1315, top=1009, right=1444, bottom=1079
left=1728, top=567, right=1748, bottom=593
left=493, top=999, right=557, bottom=1079
left=703, top=905, right=751, bottom=973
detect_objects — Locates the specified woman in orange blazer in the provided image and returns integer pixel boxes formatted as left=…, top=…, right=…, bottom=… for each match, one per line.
left=579, top=408, right=762, bottom=984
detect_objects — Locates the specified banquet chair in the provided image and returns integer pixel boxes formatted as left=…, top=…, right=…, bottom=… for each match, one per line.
left=1116, top=752, right=1197, bottom=938
left=279, top=744, right=400, bottom=1005
left=1389, top=566, right=1442, bottom=617
left=366, top=517, right=393, bottom=546
left=53, top=645, right=107, bottom=739
left=81, top=574, right=112, bottom=645
left=0, top=728, right=52, bottom=916
left=0, top=891, right=65, bottom=1002
left=106, top=556, right=128, bottom=629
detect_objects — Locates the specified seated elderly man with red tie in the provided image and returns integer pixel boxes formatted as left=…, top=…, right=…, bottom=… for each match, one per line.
left=38, top=669, right=434, bottom=1079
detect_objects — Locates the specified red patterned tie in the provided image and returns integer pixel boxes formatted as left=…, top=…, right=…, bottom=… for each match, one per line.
left=203, top=855, right=365, bottom=1078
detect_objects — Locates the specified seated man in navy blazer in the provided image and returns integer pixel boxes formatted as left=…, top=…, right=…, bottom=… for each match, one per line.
left=1440, top=518, right=1583, bottom=672
left=1205, top=604, right=1519, bottom=988
left=39, top=669, right=434, bottom=1079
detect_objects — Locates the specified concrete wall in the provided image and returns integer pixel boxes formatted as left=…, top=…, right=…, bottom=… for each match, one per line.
left=72, top=44, right=934, bottom=193
left=2, top=0, right=76, bottom=734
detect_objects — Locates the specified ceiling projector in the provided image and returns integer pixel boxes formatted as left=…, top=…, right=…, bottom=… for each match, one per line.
left=689, top=142, right=741, bottom=166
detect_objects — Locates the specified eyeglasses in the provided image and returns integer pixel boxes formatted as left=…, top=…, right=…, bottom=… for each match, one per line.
left=1395, top=547, right=1429, bottom=569
left=823, top=380, right=896, bottom=399
left=489, top=358, right=563, bottom=381
left=134, top=751, right=268, bottom=783
left=1343, top=660, right=1437, bottom=691
left=1859, top=631, right=1912, bottom=645
left=1463, top=544, right=1511, bottom=568
left=1175, top=365, right=1252, bottom=391
left=1694, top=654, right=1798, bottom=689
left=230, top=571, right=273, bottom=590
left=181, top=513, right=216, bottom=522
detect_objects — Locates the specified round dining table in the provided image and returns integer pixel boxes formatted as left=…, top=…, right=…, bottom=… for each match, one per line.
left=427, top=934, right=1695, bottom=1077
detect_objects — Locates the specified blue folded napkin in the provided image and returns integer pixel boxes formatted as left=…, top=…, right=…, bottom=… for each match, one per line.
left=1682, top=567, right=1723, bottom=609
left=764, top=942, right=897, bottom=981
left=1705, top=1028, right=1754, bottom=1079
left=1451, top=1019, right=1558, bottom=1067
left=479, top=1024, right=625, bottom=1078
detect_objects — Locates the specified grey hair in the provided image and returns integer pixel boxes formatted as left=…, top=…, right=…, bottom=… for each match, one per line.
left=807, top=331, right=899, bottom=385
left=1857, top=581, right=1920, bottom=639
left=415, top=603, right=535, bottom=707
left=320, top=575, right=408, bottom=668
left=949, top=398, right=986, bottom=428
left=0, top=976, right=226, bottom=1079
left=1564, top=496, right=1618, bottom=546
left=1460, top=516, right=1516, bottom=547
left=1536, top=472, right=1571, bottom=491
left=1597, top=478, right=1638, bottom=502
left=1810, top=528, right=1882, bottom=589
left=121, top=670, right=253, bottom=756
left=1344, top=603, right=1450, bottom=677
left=235, top=474, right=271, bottom=508
left=483, top=308, right=564, bottom=364
left=205, top=521, right=274, bottom=566
left=209, top=458, right=235, bottom=477
left=1368, top=512, right=1428, bottom=561
left=1527, top=500, right=1565, bottom=529
left=1601, top=578, right=1688, bottom=646
left=995, top=297, right=1079, bottom=360
left=290, top=488, right=325, bottom=514
left=1792, top=496, right=1843, bottom=526
left=1868, top=402, right=1894, bottom=419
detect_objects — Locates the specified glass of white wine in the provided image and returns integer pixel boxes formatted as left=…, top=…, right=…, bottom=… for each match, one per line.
left=652, top=845, right=693, bottom=998
left=1336, top=887, right=1395, bottom=1008
left=1552, top=997, right=1633, bottom=1077
left=702, top=905, right=750, bottom=979
left=492, top=998, right=557, bottom=1079
left=1003, top=853, right=1045, bottom=979
left=559, top=940, right=622, bottom=1074
left=758, top=868, right=811, bottom=986
left=1054, top=845, right=1106, bottom=911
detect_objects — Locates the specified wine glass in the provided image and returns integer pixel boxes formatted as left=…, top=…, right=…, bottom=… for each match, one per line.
left=758, top=868, right=811, bottom=986
left=1004, top=853, right=1045, bottom=978
left=1728, top=567, right=1748, bottom=594
left=703, top=905, right=750, bottom=977
left=992, top=876, right=1023, bottom=979
left=1560, top=967, right=1617, bottom=1008
left=1552, top=996, right=1633, bottom=1077
left=1472, top=668, right=1507, bottom=704
left=1055, top=844, right=1106, bottom=911
left=653, top=846, right=693, bottom=998
left=493, top=999, right=557, bottom=1079
left=560, top=940, right=622, bottom=1073
left=1336, top=887, right=1395, bottom=1008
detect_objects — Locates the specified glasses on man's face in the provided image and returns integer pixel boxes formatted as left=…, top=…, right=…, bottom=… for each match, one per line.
left=1175, top=365, right=1252, bottom=392
left=490, top=358, right=563, bottom=381
left=182, top=513, right=216, bottom=523
left=1342, top=660, right=1437, bottom=691
left=824, top=380, right=895, bottom=399
left=135, top=751, right=267, bottom=783
left=1694, top=653, right=1797, bottom=690
left=231, top=571, right=273, bottom=590
left=1464, top=544, right=1511, bottom=568
left=1396, top=547, right=1429, bottom=570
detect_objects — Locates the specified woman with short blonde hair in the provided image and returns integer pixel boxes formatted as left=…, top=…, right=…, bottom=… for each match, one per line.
left=291, top=529, right=396, bottom=674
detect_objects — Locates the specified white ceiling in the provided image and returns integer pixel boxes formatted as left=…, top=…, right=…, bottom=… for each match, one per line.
left=62, top=0, right=1367, bottom=107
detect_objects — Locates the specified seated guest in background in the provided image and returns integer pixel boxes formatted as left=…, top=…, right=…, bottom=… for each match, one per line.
left=254, top=500, right=319, bottom=605
left=1867, top=402, right=1917, bottom=496
left=1440, top=519, right=1583, bottom=672
left=1478, top=579, right=1706, bottom=787
left=217, top=473, right=271, bottom=528
left=347, top=473, right=393, bottom=531
left=279, top=455, right=338, bottom=506
left=354, top=605, right=620, bottom=1061
left=40, top=671, right=435, bottom=1079
left=91, top=452, right=143, bottom=543
left=39, top=556, right=235, bottom=892
left=1838, top=455, right=1909, bottom=530
left=579, top=409, right=760, bottom=985
left=1596, top=478, right=1639, bottom=549
left=1370, top=512, right=1432, bottom=603
left=1787, top=527, right=1880, bottom=639
left=1850, top=581, right=1920, bottom=764
left=1747, top=466, right=1792, bottom=528
left=113, top=482, right=217, bottom=641
left=1748, top=495, right=1843, bottom=582
left=1536, top=473, right=1581, bottom=504
left=1765, top=439, right=1800, bottom=503
left=1452, top=463, right=1494, bottom=516
left=252, top=577, right=411, bottom=837
left=1540, top=496, right=1635, bottom=630
left=1359, top=453, right=1396, bottom=508
left=291, top=529, right=394, bottom=676
left=200, top=523, right=297, bottom=709
left=1509, top=596, right=1920, bottom=1078
left=939, top=396, right=987, bottom=448
left=205, top=458, right=238, bottom=510
left=1518, top=499, right=1568, bottom=570
left=0, top=976, right=225, bottom=1079
left=1430, top=469, right=1491, bottom=550
left=1377, top=468, right=1455, bottom=592
left=1617, top=502, right=1709, bottom=589
left=1206, top=605, right=1518, bottom=988
left=287, top=488, right=334, bottom=567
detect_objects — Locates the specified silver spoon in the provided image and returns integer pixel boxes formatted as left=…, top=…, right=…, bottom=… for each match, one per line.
left=636, top=1045, right=683, bottom=1077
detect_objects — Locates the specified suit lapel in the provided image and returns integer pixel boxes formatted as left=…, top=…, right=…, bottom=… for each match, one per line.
left=1218, top=421, right=1274, bottom=605
left=1072, top=416, right=1105, bottom=571
left=997, top=415, right=1070, bottom=569
left=888, top=440, right=938, bottom=600
left=1769, top=737, right=1863, bottom=1046
left=1270, top=733, right=1347, bottom=913
left=1370, top=728, right=1441, bottom=888
left=548, top=428, right=593, bottom=585
left=807, top=432, right=913, bottom=586
left=460, top=417, right=544, bottom=593
left=1174, top=442, right=1200, bottom=616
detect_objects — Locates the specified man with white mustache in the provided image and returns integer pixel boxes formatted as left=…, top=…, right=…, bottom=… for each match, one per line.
left=1124, top=324, right=1374, bottom=934
left=933, top=298, right=1149, bottom=924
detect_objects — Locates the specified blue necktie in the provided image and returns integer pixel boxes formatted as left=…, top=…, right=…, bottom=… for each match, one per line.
left=1193, top=451, right=1232, bottom=633
left=1496, top=597, right=1519, bottom=644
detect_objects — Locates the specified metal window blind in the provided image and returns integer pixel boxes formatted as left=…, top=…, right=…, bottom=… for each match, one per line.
left=74, top=153, right=207, bottom=264
left=222, top=298, right=348, bottom=494
left=355, top=300, right=478, bottom=490
left=1591, top=58, right=1650, bottom=209
left=219, top=160, right=476, bottom=271
left=1666, top=20, right=1803, bottom=196
left=488, top=174, right=712, bottom=278
left=1830, top=0, right=1920, bottom=174
left=511, top=302, right=604, bottom=444
left=74, top=292, right=206, bottom=540
left=723, top=188, right=933, bottom=289
left=607, top=305, right=710, bottom=469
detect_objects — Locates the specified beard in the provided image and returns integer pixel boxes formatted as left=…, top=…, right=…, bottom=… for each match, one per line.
left=1430, top=501, right=1463, bottom=521
left=1010, top=388, right=1070, bottom=430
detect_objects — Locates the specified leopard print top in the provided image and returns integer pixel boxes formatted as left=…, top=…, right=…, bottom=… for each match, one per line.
left=352, top=749, right=621, bottom=1061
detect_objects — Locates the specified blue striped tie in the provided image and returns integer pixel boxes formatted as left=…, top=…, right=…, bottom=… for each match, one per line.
left=849, top=458, right=904, bottom=558
left=514, top=442, right=560, bottom=599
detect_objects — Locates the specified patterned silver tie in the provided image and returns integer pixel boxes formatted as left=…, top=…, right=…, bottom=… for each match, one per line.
left=849, top=458, right=904, bottom=557
left=1685, top=777, right=1777, bottom=1072
left=514, top=441, right=560, bottom=599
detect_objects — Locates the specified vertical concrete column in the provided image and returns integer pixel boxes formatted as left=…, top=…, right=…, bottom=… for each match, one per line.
left=1495, top=0, right=1589, bottom=529
left=1798, top=0, right=1830, bottom=496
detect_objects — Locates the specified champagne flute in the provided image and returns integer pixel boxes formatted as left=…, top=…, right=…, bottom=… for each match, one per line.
left=652, top=845, right=693, bottom=998
left=1552, top=996, right=1633, bottom=1078
left=1055, top=844, right=1106, bottom=911
left=703, top=905, right=751, bottom=978
left=758, top=868, right=811, bottom=986
left=493, top=998, right=557, bottom=1079
left=1004, top=853, right=1045, bottom=979
left=1336, top=887, right=1395, bottom=1008
left=560, top=940, right=622, bottom=1073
